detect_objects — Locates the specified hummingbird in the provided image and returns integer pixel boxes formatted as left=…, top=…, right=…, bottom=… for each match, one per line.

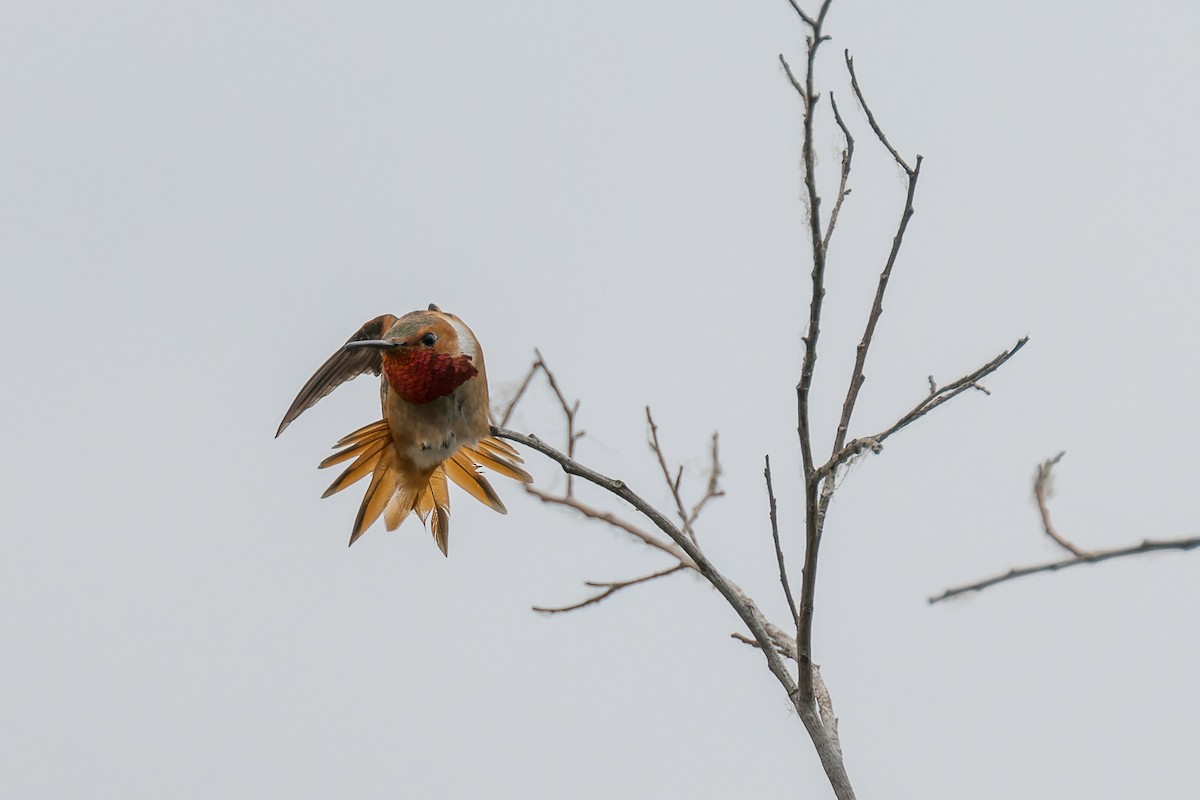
left=276, top=304, right=531, bottom=554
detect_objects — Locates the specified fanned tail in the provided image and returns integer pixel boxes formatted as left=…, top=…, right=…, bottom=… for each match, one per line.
left=317, top=424, right=531, bottom=553
left=413, top=468, right=452, bottom=556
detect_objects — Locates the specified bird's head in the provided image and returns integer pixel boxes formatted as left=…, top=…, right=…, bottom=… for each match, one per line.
left=345, top=306, right=480, bottom=404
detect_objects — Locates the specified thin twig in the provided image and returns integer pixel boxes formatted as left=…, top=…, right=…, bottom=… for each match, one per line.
left=499, top=359, right=540, bottom=428
left=500, top=351, right=583, bottom=495
left=845, top=50, right=912, bottom=175
left=765, top=456, right=799, bottom=624
left=1034, top=452, right=1086, bottom=556
left=818, top=337, right=1029, bottom=480
left=684, top=433, right=724, bottom=533
left=502, top=427, right=856, bottom=799
left=492, top=425, right=800, bottom=703
left=928, top=536, right=1200, bottom=604
left=830, top=158, right=922, bottom=455
left=523, top=485, right=693, bottom=565
left=785, top=0, right=817, bottom=27
left=647, top=407, right=700, bottom=545
left=822, top=93, right=855, bottom=251
left=931, top=454, right=1200, bottom=601
left=534, top=564, right=688, bottom=614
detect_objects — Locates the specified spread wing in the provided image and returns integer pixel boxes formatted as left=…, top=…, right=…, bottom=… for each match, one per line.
left=275, top=314, right=398, bottom=437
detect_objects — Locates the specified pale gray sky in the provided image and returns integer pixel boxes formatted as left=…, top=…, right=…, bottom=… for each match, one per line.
left=3, top=1, right=1198, bottom=797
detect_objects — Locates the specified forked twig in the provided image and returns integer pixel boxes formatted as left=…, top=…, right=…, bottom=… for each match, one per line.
left=818, top=338, right=1029, bottom=480
left=765, top=456, right=799, bottom=625
left=506, top=356, right=720, bottom=616
left=494, top=424, right=798, bottom=702
left=523, top=485, right=690, bottom=564
left=845, top=50, right=913, bottom=175
left=931, top=455, right=1200, bottom=602
left=1034, top=452, right=1086, bottom=556
left=647, top=408, right=724, bottom=546
left=929, top=536, right=1200, bottom=604
left=534, top=564, right=688, bottom=614
left=823, top=93, right=855, bottom=250
left=500, top=350, right=584, bottom=495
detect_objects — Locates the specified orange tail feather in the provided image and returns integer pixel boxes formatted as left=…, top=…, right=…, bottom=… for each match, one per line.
left=317, top=421, right=531, bottom=552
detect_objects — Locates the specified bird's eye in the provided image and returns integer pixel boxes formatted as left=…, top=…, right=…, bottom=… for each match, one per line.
left=420, top=332, right=438, bottom=346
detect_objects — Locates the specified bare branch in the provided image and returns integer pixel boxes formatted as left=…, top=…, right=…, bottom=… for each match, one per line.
left=822, top=93, right=855, bottom=251
left=765, top=455, right=799, bottom=625
left=778, top=54, right=806, bottom=103
left=830, top=152, right=922, bottom=455
left=523, top=485, right=692, bottom=564
left=932, top=454, right=1200, bottom=602
left=818, top=337, right=1029, bottom=480
left=533, top=564, right=688, bottom=614
left=492, top=426, right=800, bottom=700
left=684, top=433, right=725, bottom=532
left=731, top=628, right=798, bottom=661
left=845, top=50, right=913, bottom=175
left=500, top=352, right=584, bottom=495
left=499, top=358, right=540, bottom=428
left=785, top=0, right=817, bottom=27
left=928, top=536, right=1200, bottom=604
left=496, top=423, right=866, bottom=797
left=646, top=407, right=698, bottom=545
left=645, top=409, right=724, bottom=547
left=789, top=1, right=837, bottom=722
left=1034, top=451, right=1087, bottom=556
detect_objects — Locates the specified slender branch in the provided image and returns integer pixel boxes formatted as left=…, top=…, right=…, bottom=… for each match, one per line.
left=731, top=624, right=799, bottom=661
left=499, top=359, right=540, bottom=428
left=789, top=1, right=836, bottom=721
left=830, top=154, right=921, bottom=454
left=533, top=564, right=688, bottom=614
left=493, top=426, right=800, bottom=701
left=765, top=455, right=799, bottom=625
left=523, top=484, right=692, bottom=564
left=647, top=407, right=701, bottom=545
left=818, top=337, right=1029, bottom=480
left=684, top=433, right=724, bottom=533
left=822, top=93, right=855, bottom=251
left=845, top=50, right=912, bottom=175
left=932, top=454, right=1200, bottom=602
left=501, top=422, right=865, bottom=795
left=1034, top=451, right=1086, bottom=556
left=785, top=0, right=817, bottom=27
left=928, top=536, right=1200, bottom=604
left=499, top=351, right=583, bottom=494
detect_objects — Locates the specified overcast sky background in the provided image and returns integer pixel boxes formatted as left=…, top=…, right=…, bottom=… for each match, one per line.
left=3, top=1, right=1198, bottom=797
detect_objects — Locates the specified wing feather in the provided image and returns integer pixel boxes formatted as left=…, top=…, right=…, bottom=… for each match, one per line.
left=276, top=314, right=398, bottom=437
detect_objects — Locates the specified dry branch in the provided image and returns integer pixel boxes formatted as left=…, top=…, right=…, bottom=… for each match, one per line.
left=929, top=536, right=1200, bottom=604
left=492, top=425, right=799, bottom=698
left=818, top=338, right=1028, bottom=481
left=496, top=5, right=1030, bottom=799
left=930, top=455, right=1200, bottom=603
left=1034, top=452, right=1086, bottom=556
left=765, top=456, right=799, bottom=626
left=533, top=564, right=688, bottom=614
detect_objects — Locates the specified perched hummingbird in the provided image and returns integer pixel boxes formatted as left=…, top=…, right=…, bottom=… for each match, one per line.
left=276, top=304, right=531, bottom=554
